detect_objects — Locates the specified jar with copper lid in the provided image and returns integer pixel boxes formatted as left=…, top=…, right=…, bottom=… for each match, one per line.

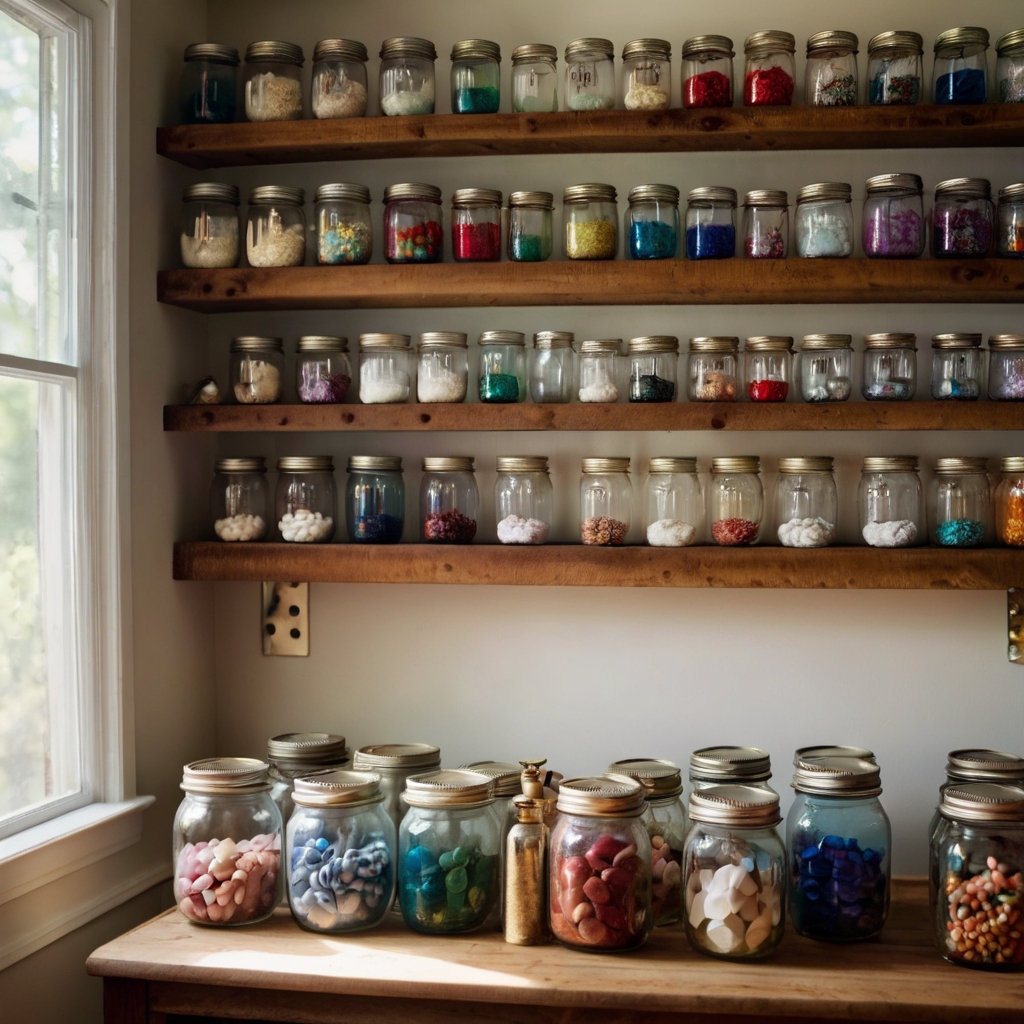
left=244, top=41, right=303, bottom=121
left=181, top=43, right=238, bottom=124
left=276, top=456, right=336, bottom=543
left=932, top=334, right=984, bottom=401
left=417, top=332, right=468, bottom=403
left=775, top=457, right=838, bottom=549
left=745, top=336, right=792, bottom=402
left=380, top=37, right=436, bottom=115
left=933, top=27, right=989, bottom=104
left=800, top=335, right=852, bottom=403
left=690, top=747, right=775, bottom=792
left=384, top=183, right=443, bottom=263
left=495, top=456, right=553, bottom=545
left=311, top=39, right=368, bottom=118
left=230, top=336, right=283, bottom=404
left=346, top=456, right=405, bottom=543
left=997, top=29, right=1024, bottom=103
left=479, top=330, right=527, bottom=402
left=580, top=458, right=632, bottom=546
left=688, top=337, right=740, bottom=402
left=686, top=187, right=736, bottom=259
left=863, top=333, right=917, bottom=401
left=511, top=44, right=558, bottom=113
left=564, top=38, right=615, bottom=111
left=805, top=31, right=858, bottom=106
left=932, top=178, right=993, bottom=258
left=930, top=458, right=992, bottom=547
left=622, top=38, right=671, bottom=111
left=629, top=336, right=678, bottom=403
left=268, top=733, right=350, bottom=825
left=181, top=182, right=240, bottom=268
left=627, top=185, right=679, bottom=260
left=859, top=456, right=923, bottom=547
left=578, top=339, right=622, bottom=403
left=530, top=331, right=575, bottom=403
left=246, top=185, right=305, bottom=267
left=795, top=182, right=853, bottom=258
left=210, top=458, right=269, bottom=542
left=645, top=457, right=703, bottom=548
left=421, top=456, right=478, bottom=543
left=297, top=336, right=351, bottom=404
left=743, top=31, right=796, bottom=106
left=451, top=39, right=500, bottom=114
left=996, top=458, right=1024, bottom=547
left=708, top=457, right=763, bottom=546
left=564, top=183, right=618, bottom=260
left=352, top=743, right=441, bottom=836
left=998, top=184, right=1024, bottom=257
left=863, top=174, right=925, bottom=258
left=682, top=35, right=734, bottom=108
left=868, top=31, right=923, bottom=104
left=359, top=333, right=412, bottom=404
left=742, top=190, right=788, bottom=259
left=315, top=183, right=371, bottom=265
left=451, top=188, right=502, bottom=261
left=508, top=191, right=554, bottom=262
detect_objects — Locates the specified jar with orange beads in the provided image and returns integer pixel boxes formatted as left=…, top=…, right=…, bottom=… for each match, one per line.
left=995, top=457, right=1024, bottom=546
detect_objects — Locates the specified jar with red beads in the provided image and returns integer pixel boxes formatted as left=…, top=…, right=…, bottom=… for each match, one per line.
left=451, top=188, right=502, bottom=262
left=682, top=35, right=734, bottom=108
left=745, top=336, right=793, bottom=402
left=420, top=457, right=479, bottom=543
left=743, top=31, right=796, bottom=106
left=742, top=190, right=788, bottom=259
left=708, top=457, right=763, bottom=547
left=384, top=183, right=443, bottom=263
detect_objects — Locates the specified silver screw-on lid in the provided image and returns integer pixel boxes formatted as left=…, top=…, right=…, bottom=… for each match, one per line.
left=380, top=37, right=437, bottom=62
left=292, top=770, right=382, bottom=808
left=248, top=185, right=304, bottom=207
left=792, top=756, right=882, bottom=797
left=940, top=782, right=1024, bottom=823
left=315, top=183, right=371, bottom=205
left=383, top=182, right=442, bottom=204
left=184, top=43, right=240, bottom=65
left=245, top=41, right=304, bottom=66
left=689, top=784, right=781, bottom=827
left=312, top=39, right=369, bottom=64
left=556, top=775, right=646, bottom=817
left=511, top=44, right=557, bottom=66
left=607, top=758, right=683, bottom=798
left=181, top=757, right=271, bottom=794
left=458, top=760, right=522, bottom=797
left=183, top=182, right=240, bottom=205
left=690, top=745, right=771, bottom=781
left=451, top=39, right=501, bottom=63
left=403, top=769, right=494, bottom=809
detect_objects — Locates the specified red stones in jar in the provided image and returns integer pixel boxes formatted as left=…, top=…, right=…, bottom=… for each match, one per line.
left=743, top=31, right=796, bottom=106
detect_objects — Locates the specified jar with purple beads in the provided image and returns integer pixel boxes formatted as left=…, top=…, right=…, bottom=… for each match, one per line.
left=932, top=178, right=993, bottom=258
left=862, top=174, right=925, bottom=258
left=742, top=190, right=788, bottom=259
left=296, top=336, right=352, bottom=403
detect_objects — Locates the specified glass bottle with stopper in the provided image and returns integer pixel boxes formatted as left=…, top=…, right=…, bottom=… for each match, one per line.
left=504, top=759, right=553, bottom=946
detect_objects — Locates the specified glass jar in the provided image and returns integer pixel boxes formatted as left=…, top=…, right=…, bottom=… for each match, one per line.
left=580, top=458, right=632, bottom=546
left=549, top=776, right=652, bottom=952
left=685, top=786, right=786, bottom=959
left=276, top=456, right=337, bottom=543
left=997, top=183, right=1024, bottom=257
left=932, top=334, right=984, bottom=401
left=417, top=332, right=468, bottom=404
left=268, top=733, right=350, bottom=825
left=686, top=187, right=737, bottom=260
left=246, top=185, right=306, bottom=268
left=173, top=758, right=282, bottom=926
left=210, top=457, right=269, bottom=542
left=743, top=31, right=796, bottom=106
left=742, top=190, right=788, bottom=259
left=745, top=336, right=792, bottom=402
left=863, top=333, right=918, bottom=401
left=859, top=456, right=923, bottom=548
left=495, top=456, right=553, bottom=545
left=689, top=747, right=775, bottom=792
left=458, top=761, right=523, bottom=845
left=564, top=37, right=615, bottom=111
left=352, top=744, right=442, bottom=838
left=990, top=335, right=1024, bottom=400
left=451, top=188, right=502, bottom=262
left=578, top=339, right=622, bottom=403
left=806, top=31, right=859, bottom=106
left=930, top=458, right=992, bottom=548
left=530, top=331, right=574, bottom=403
left=181, top=43, right=239, bottom=124
left=359, top=333, right=412, bottom=404
left=230, top=336, right=283, bottom=404
left=788, top=756, right=891, bottom=942
left=508, top=191, right=554, bottom=262
left=867, top=31, right=923, bottom=105
left=997, top=29, right=1024, bottom=103
left=862, top=174, right=926, bottom=258
left=297, top=335, right=352, bottom=404
left=346, top=456, right=405, bottom=544
left=775, top=457, right=838, bottom=548
left=799, top=335, right=852, bottom=403
left=379, top=37, right=437, bottom=116
left=451, top=39, right=500, bottom=114
left=933, top=27, right=989, bottom=104
left=932, top=178, right=994, bottom=257
left=708, top=457, right=763, bottom=546
left=511, top=44, right=558, bottom=112
left=311, top=39, right=369, bottom=118
left=421, top=457, right=478, bottom=543
left=478, top=330, right=527, bottom=403
left=628, top=336, right=678, bottom=403
left=627, top=184, right=679, bottom=260
left=563, top=183, right=618, bottom=260
left=644, top=458, right=702, bottom=548
left=383, top=183, right=443, bottom=264
left=287, top=771, right=396, bottom=933
left=688, top=337, right=740, bottom=402
left=181, top=182, right=240, bottom=269
left=795, top=182, right=853, bottom=258
left=399, top=770, right=500, bottom=934
left=996, top=457, right=1024, bottom=546
left=315, top=183, right=372, bottom=265
left=622, top=38, right=671, bottom=111
left=244, top=41, right=304, bottom=121
left=682, top=35, right=734, bottom=108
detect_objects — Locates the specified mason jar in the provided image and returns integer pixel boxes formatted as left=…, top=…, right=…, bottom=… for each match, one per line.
left=629, top=336, right=678, bottom=403
left=932, top=334, right=984, bottom=401
left=933, top=27, right=989, bottom=104
left=451, top=188, right=502, bottom=262
left=932, top=178, right=994, bottom=257
left=859, top=456, right=923, bottom=548
left=708, top=457, right=762, bottom=546
left=511, top=44, right=558, bottom=113
left=379, top=37, right=437, bottom=116
left=230, top=336, right=283, bottom=404
left=478, top=330, right=527, bottom=403
left=997, top=29, right=1024, bottom=103
left=688, top=337, right=740, bottom=402
left=352, top=744, right=442, bottom=839
left=989, top=335, right=1024, bottom=400
left=315, top=183, right=372, bottom=265
left=578, top=339, right=622, bottom=403
left=346, top=456, right=405, bottom=543
left=997, top=184, right=1024, bottom=257
left=421, top=457, right=479, bottom=543
left=868, top=31, right=923, bottom=105
left=775, top=457, right=838, bottom=548
left=627, top=184, right=679, bottom=260
left=685, top=786, right=785, bottom=959
left=800, top=335, right=852, bottom=403
left=682, top=35, right=734, bottom=108
left=686, top=187, right=737, bottom=260
left=173, top=758, right=282, bottom=926
left=795, top=183, right=853, bottom=258
left=743, top=31, right=796, bottom=106
left=862, top=174, right=926, bottom=258
left=268, top=733, right=350, bottom=825
left=458, top=761, right=523, bottom=845
left=622, top=38, right=671, bottom=111
left=451, top=39, right=500, bottom=114
left=788, top=756, right=891, bottom=942
left=276, top=456, right=336, bottom=543
left=549, top=776, right=653, bottom=952
left=742, top=190, right=788, bottom=259
left=689, top=747, right=774, bottom=792
left=359, top=333, right=413, bottom=404
left=210, top=457, right=269, bottom=542
left=417, top=332, right=468, bottom=403
left=930, top=457, right=992, bottom=548
left=529, top=331, right=574, bottom=403
left=564, top=183, right=618, bottom=260
left=745, top=336, right=792, bottom=402
left=399, top=770, right=500, bottom=935
left=580, top=458, right=632, bottom=546
left=311, top=39, right=369, bottom=118
left=244, top=41, right=304, bottom=121
left=564, top=37, right=615, bottom=111
left=246, top=185, right=306, bottom=267
left=297, top=335, right=352, bottom=404
left=806, top=30, right=859, bottom=106
left=508, top=191, right=554, bottom=262
left=383, top=183, right=443, bottom=263
left=181, top=43, right=238, bottom=124
left=645, top=457, right=703, bottom=548
left=181, top=182, right=240, bottom=269
left=863, top=333, right=918, bottom=401
left=996, top=457, right=1024, bottom=546
left=495, top=456, right=553, bottom=545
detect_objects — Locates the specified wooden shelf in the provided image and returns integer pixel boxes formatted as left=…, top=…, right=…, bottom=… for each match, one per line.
left=157, top=105, right=1024, bottom=168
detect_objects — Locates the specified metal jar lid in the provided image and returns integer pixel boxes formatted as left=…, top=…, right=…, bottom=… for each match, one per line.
left=864, top=333, right=917, bottom=350
left=534, top=331, right=574, bottom=350
left=745, top=335, right=793, bottom=352
left=607, top=758, right=683, bottom=799
left=277, top=456, right=335, bottom=473
left=797, top=182, right=852, bottom=205
left=582, top=457, right=630, bottom=474
left=564, top=183, right=617, bottom=205
left=946, top=749, right=1024, bottom=782
left=347, top=456, right=402, bottom=473
left=934, top=457, right=989, bottom=475
left=689, top=784, right=781, bottom=827
left=184, top=43, right=240, bottom=66
left=384, top=182, right=442, bottom=204
left=298, top=335, right=348, bottom=353
left=868, top=31, right=923, bottom=56
left=744, top=30, right=796, bottom=58
left=313, top=39, right=369, bottom=64
left=579, top=339, right=622, bottom=355
left=690, top=336, right=739, bottom=353
left=743, top=189, right=788, bottom=208
left=248, top=185, right=304, bottom=207
left=315, top=183, right=371, bottom=205
left=622, top=38, right=672, bottom=61
left=245, top=41, right=304, bottom=66
left=565, top=38, right=615, bottom=61
left=479, top=330, right=525, bottom=346
left=711, top=457, right=760, bottom=475
left=404, top=769, right=494, bottom=809
left=496, top=456, right=549, bottom=473
left=688, top=186, right=737, bottom=207
left=932, top=333, right=983, bottom=350
left=807, top=30, right=859, bottom=55
left=940, top=782, right=1024, bottom=823
left=999, top=183, right=1024, bottom=204
left=509, top=190, right=554, bottom=210
left=353, top=743, right=441, bottom=772
left=628, top=335, right=678, bottom=354
left=996, top=29, right=1024, bottom=57
left=451, top=39, right=501, bottom=63
left=292, top=770, right=382, bottom=808
left=451, top=188, right=503, bottom=208
left=934, top=177, right=991, bottom=200
left=231, top=336, right=283, bottom=352
left=359, top=333, right=411, bottom=350
left=380, top=37, right=437, bottom=62
left=690, top=746, right=772, bottom=781
left=682, top=35, right=735, bottom=60
left=419, top=331, right=468, bottom=350
left=865, top=173, right=923, bottom=197
left=183, top=182, right=240, bottom=205
left=862, top=456, right=918, bottom=473
left=628, top=184, right=680, bottom=206
left=648, top=457, right=698, bottom=475
left=423, top=456, right=474, bottom=473
left=989, top=334, right=1024, bottom=351
left=556, top=775, right=646, bottom=818
left=795, top=745, right=876, bottom=764
left=181, top=757, right=271, bottom=794
left=1001, top=457, right=1024, bottom=473
left=512, top=44, right=557, bottom=66
left=934, top=27, right=990, bottom=54
left=778, top=456, right=834, bottom=474
left=267, top=732, right=349, bottom=768
left=215, top=457, right=266, bottom=474
left=458, top=761, right=522, bottom=797
left=792, top=756, right=882, bottom=797
left=801, top=334, right=851, bottom=351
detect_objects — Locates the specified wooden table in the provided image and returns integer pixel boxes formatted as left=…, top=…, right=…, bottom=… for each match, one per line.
left=87, top=879, right=1023, bottom=1024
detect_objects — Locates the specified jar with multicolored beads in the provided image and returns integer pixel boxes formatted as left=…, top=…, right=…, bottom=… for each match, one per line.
left=931, top=334, right=984, bottom=401
left=867, top=31, right=923, bottom=104
left=315, top=183, right=372, bottom=265
left=862, top=174, right=925, bottom=259
left=805, top=31, right=858, bottom=106
left=932, top=178, right=993, bottom=258
left=996, top=29, right=1024, bottom=103
left=743, top=31, right=795, bottom=105
left=384, top=183, right=443, bottom=263
left=863, top=333, right=918, bottom=401
left=708, top=457, right=762, bottom=547
left=995, top=457, right=1024, bottom=547
left=929, top=458, right=992, bottom=548
left=997, top=184, right=1024, bottom=257
left=682, top=35, right=734, bottom=107
left=989, top=336, right=1024, bottom=401
left=933, top=27, right=989, bottom=104
left=742, top=190, right=788, bottom=259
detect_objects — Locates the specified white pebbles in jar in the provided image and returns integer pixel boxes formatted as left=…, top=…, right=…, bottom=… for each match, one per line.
left=181, top=182, right=240, bottom=269
left=311, top=38, right=369, bottom=118
left=244, top=41, right=304, bottom=121
left=246, top=186, right=306, bottom=268
left=495, top=456, right=553, bottom=545
left=359, top=333, right=413, bottom=404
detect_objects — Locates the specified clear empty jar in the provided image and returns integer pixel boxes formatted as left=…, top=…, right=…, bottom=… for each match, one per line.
left=930, top=458, right=992, bottom=548
left=352, top=744, right=442, bottom=839
left=511, top=44, right=558, bottom=112
left=795, top=182, right=853, bottom=258
left=564, top=183, right=618, bottom=260
left=645, top=457, right=703, bottom=548
left=181, top=43, right=238, bottom=124
left=346, top=456, right=405, bottom=543
left=708, top=457, right=763, bottom=546
left=247, top=186, right=306, bottom=268
left=989, top=335, right=1024, bottom=400
left=682, top=35, right=734, bottom=108
left=384, top=182, right=443, bottom=263
left=932, top=334, right=984, bottom=401
left=996, top=457, right=1024, bottom=546
left=686, top=187, right=736, bottom=260
left=932, top=178, right=994, bottom=257
left=231, top=336, right=283, bottom=404
left=451, top=188, right=502, bottom=261
left=578, top=339, right=621, bottom=403
left=868, top=31, right=923, bottom=105
left=863, top=174, right=925, bottom=258
left=311, top=39, right=369, bottom=118
left=743, top=31, right=796, bottom=106
left=627, top=184, right=679, bottom=260
left=379, top=37, right=437, bottom=116
left=743, top=190, right=788, bottom=259
left=421, top=457, right=478, bottom=543
left=211, top=458, right=269, bottom=542
left=297, top=336, right=351, bottom=404
left=479, top=330, right=527, bottom=403
left=933, top=27, right=989, bottom=104
left=859, top=456, right=923, bottom=548
left=244, top=41, right=304, bottom=121
left=359, top=333, right=412, bottom=405
left=806, top=31, right=859, bottom=106
left=745, top=336, right=792, bottom=402
left=268, top=732, right=350, bottom=825
left=417, top=332, right=468, bottom=403
left=998, top=183, right=1024, bottom=257
left=580, top=458, right=632, bottom=546
left=315, top=183, right=372, bottom=265
left=690, top=747, right=774, bottom=792
left=276, top=456, right=337, bottom=543
left=451, top=39, right=500, bottom=114
left=629, top=336, right=678, bottom=403
left=495, top=457, right=553, bottom=545
left=863, top=333, right=918, bottom=401
left=689, top=337, right=740, bottom=402
left=181, top=182, right=239, bottom=269
left=997, top=29, right=1024, bottom=103
left=775, top=457, right=838, bottom=548
left=622, top=38, right=671, bottom=111
left=564, top=37, right=615, bottom=111
left=508, top=191, right=554, bottom=262
left=530, top=331, right=574, bottom=403
left=800, top=335, right=852, bottom=403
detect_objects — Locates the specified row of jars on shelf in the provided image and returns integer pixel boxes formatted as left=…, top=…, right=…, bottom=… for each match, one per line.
left=180, top=28, right=1024, bottom=124
left=181, top=177, right=1024, bottom=268
left=210, top=453, right=1024, bottom=551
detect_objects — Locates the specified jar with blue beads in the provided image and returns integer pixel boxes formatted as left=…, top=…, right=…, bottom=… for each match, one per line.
left=345, top=456, right=405, bottom=543
left=787, top=755, right=891, bottom=942
left=286, top=770, right=396, bottom=933
left=627, top=185, right=679, bottom=260
left=450, top=40, right=501, bottom=114
left=686, top=187, right=737, bottom=259
left=933, top=27, right=989, bottom=104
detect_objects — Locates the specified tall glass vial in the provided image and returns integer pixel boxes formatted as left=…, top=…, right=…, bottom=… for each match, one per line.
left=504, top=793, right=551, bottom=945
left=688, top=337, right=740, bottom=401
left=863, top=333, right=917, bottom=400
left=580, top=458, right=632, bottom=546
left=417, top=332, right=468, bottom=404
left=795, top=183, right=853, bottom=258
left=933, top=27, right=989, bottom=104
left=268, top=732, right=350, bottom=824
left=863, top=174, right=925, bottom=258
left=996, top=457, right=1024, bottom=546
left=930, top=458, right=992, bottom=548
left=495, top=456, right=553, bottom=545
left=689, top=747, right=774, bottom=792
left=297, top=335, right=352, bottom=404
left=563, top=183, right=618, bottom=260
left=564, top=38, right=615, bottom=111
left=745, top=336, right=792, bottom=402
left=276, top=456, right=337, bottom=543
left=451, top=188, right=502, bottom=262
left=686, top=187, right=737, bottom=260
left=181, top=43, right=238, bottom=124
left=932, top=178, right=994, bottom=257
left=315, top=183, right=372, bottom=265
left=627, top=185, right=679, bottom=260
left=244, top=41, right=304, bottom=121
left=421, top=457, right=479, bottom=543
left=708, top=457, right=763, bottom=546
left=645, top=457, right=703, bottom=548
left=511, top=44, right=558, bottom=112
left=530, top=331, right=574, bottom=403
left=998, top=183, right=1024, bottom=257
left=859, top=456, right=923, bottom=547
left=743, top=190, right=788, bottom=259
left=800, top=335, right=852, bottom=403
left=578, top=339, right=622, bottom=403
left=230, top=336, right=284, bottom=404
left=358, top=333, right=412, bottom=404
left=379, top=37, right=437, bottom=116
left=932, top=334, right=984, bottom=401
left=352, top=744, right=442, bottom=840
left=451, top=39, right=500, bottom=114
left=628, top=336, right=678, bottom=403
left=346, top=456, right=405, bottom=543
left=805, top=31, right=859, bottom=106
left=383, top=183, right=443, bottom=263
left=246, top=186, right=305, bottom=267
left=478, top=330, right=527, bottom=403
left=996, top=29, right=1024, bottom=103
left=743, top=31, right=796, bottom=106
left=989, top=335, right=1024, bottom=400
left=311, top=39, right=369, bottom=119
left=867, top=31, right=923, bottom=104
left=682, top=35, right=734, bottom=108
left=508, top=191, right=554, bottom=262
left=210, top=457, right=269, bottom=542
left=621, top=38, right=671, bottom=111
left=181, top=182, right=240, bottom=269
left=775, top=457, right=838, bottom=548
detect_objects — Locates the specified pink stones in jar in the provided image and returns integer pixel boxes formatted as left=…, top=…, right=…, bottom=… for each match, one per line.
left=176, top=834, right=281, bottom=924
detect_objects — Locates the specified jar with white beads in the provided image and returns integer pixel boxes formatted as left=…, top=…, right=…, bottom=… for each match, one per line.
left=511, top=44, right=558, bottom=112
left=379, top=37, right=437, bottom=116
left=708, top=457, right=762, bottom=547
left=622, top=38, right=671, bottom=111
left=859, top=456, right=923, bottom=548
left=689, top=747, right=775, bottom=793
left=311, top=39, right=369, bottom=118
left=799, top=335, right=852, bottom=403
left=688, top=337, right=740, bottom=402
left=495, top=457, right=553, bottom=545
left=417, top=332, right=468, bottom=404
left=863, top=333, right=918, bottom=401
left=795, top=183, right=853, bottom=258
left=578, top=339, right=621, bottom=403
left=996, top=29, right=1024, bottom=103
left=359, top=334, right=413, bottom=404
left=932, top=334, right=984, bottom=401
left=564, top=38, right=615, bottom=111
left=246, top=186, right=306, bottom=268
left=644, top=457, right=702, bottom=548
left=210, top=458, right=269, bottom=542
left=230, top=337, right=284, bottom=404
left=530, top=331, right=574, bottom=403
left=181, top=183, right=240, bottom=269
left=774, top=457, right=838, bottom=549
left=244, top=41, right=304, bottom=121
left=805, top=31, right=859, bottom=106
left=276, top=456, right=337, bottom=543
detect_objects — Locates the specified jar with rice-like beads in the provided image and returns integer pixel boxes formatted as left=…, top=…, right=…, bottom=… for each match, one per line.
left=311, top=39, right=369, bottom=119
left=621, top=38, right=671, bottom=111
left=230, top=336, right=284, bottom=404
left=246, top=186, right=306, bottom=267
left=181, top=182, right=240, bottom=269
left=244, top=41, right=303, bottom=121
left=564, top=183, right=618, bottom=260
left=359, top=333, right=412, bottom=405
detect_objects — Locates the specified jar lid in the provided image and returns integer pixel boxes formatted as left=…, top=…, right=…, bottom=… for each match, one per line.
left=865, top=173, right=923, bottom=197
left=458, top=760, right=522, bottom=797
left=687, top=186, right=737, bottom=206
left=183, top=182, right=240, bottom=205
left=563, top=183, right=617, bottom=205
left=451, top=188, right=503, bottom=208
left=999, top=183, right=1024, bottom=203
left=534, top=331, right=574, bottom=350
left=689, top=336, right=739, bottom=353
left=682, top=35, right=735, bottom=59
left=298, top=335, right=348, bottom=352
left=743, top=189, right=788, bottom=208
left=628, top=184, right=680, bottom=205
left=181, top=757, right=271, bottom=794
left=946, top=749, right=1024, bottom=781
left=934, top=457, right=989, bottom=475
left=384, top=182, right=442, bottom=204
left=245, top=41, right=304, bottom=66
left=940, top=782, right=1024, bottom=822
left=267, top=732, right=349, bottom=767
left=248, top=185, right=304, bottom=207
left=579, top=339, right=622, bottom=354
left=996, top=29, right=1024, bottom=57
left=989, top=334, right=1024, bottom=351
left=801, top=334, right=852, bottom=350
left=778, top=456, right=834, bottom=474
left=628, top=335, right=678, bottom=354
left=292, top=770, right=382, bottom=808
left=932, top=333, right=983, bottom=350
left=312, top=39, right=369, bottom=64
left=864, top=332, right=917, bottom=350
left=745, top=335, right=793, bottom=352
left=315, top=183, right=371, bottom=205
left=479, top=330, right=526, bottom=346
left=795, top=745, right=876, bottom=764
left=862, top=456, right=918, bottom=473
left=404, top=769, right=494, bottom=809
left=423, top=456, right=474, bottom=473
left=607, top=758, right=683, bottom=798
left=648, top=457, right=697, bottom=474
left=934, top=27, right=990, bottom=53
left=1001, top=457, right=1024, bottom=473
left=565, top=38, right=615, bottom=61
left=867, top=30, right=923, bottom=56
left=231, top=336, right=283, bottom=352
left=511, top=43, right=557, bottom=65
left=689, top=784, right=781, bottom=827
left=277, top=456, right=334, bottom=472
left=509, top=190, right=554, bottom=210
left=496, top=456, right=549, bottom=473
left=582, top=457, right=630, bottom=474
left=353, top=743, right=441, bottom=771
left=744, top=30, right=796, bottom=58
left=934, top=177, right=991, bottom=200
left=419, top=331, right=468, bottom=350
left=807, top=30, right=859, bottom=55
left=792, top=756, right=882, bottom=797
left=215, top=457, right=266, bottom=473
left=556, top=775, right=646, bottom=817
left=380, top=37, right=437, bottom=61
left=184, top=43, right=240, bottom=66
left=797, top=182, right=852, bottom=204
left=711, top=457, right=760, bottom=474
left=347, top=455, right=402, bottom=472
left=690, top=746, right=772, bottom=782
left=359, top=333, right=411, bottom=350
left=622, top=38, right=671, bottom=61
left=451, top=39, right=501, bottom=62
